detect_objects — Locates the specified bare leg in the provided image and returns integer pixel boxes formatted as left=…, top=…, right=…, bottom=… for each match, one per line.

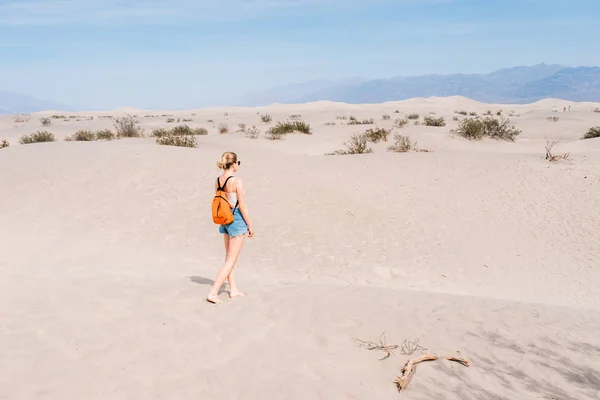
left=207, top=234, right=246, bottom=303
left=222, top=235, right=244, bottom=297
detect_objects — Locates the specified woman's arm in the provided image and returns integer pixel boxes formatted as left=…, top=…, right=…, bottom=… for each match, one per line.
left=235, top=179, right=253, bottom=237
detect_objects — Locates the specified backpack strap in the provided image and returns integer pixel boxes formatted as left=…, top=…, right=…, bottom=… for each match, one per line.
left=217, top=175, right=235, bottom=191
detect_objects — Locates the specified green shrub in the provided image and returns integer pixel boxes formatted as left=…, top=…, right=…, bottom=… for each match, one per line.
left=423, top=116, right=446, bottom=127
left=583, top=126, right=600, bottom=139
left=328, top=133, right=374, bottom=155
left=364, top=127, right=391, bottom=143
left=267, top=121, right=312, bottom=136
left=96, top=130, right=115, bottom=140
left=454, top=116, right=520, bottom=141
left=19, top=131, right=56, bottom=144
left=387, top=134, right=415, bottom=152
left=407, top=113, right=419, bottom=120
left=261, top=114, right=272, bottom=123
left=1, top=139, right=9, bottom=149
left=156, top=134, right=197, bottom=148
left=114, top=114, right=144, bottom=138
left=65, top=130, right=96, bottom=141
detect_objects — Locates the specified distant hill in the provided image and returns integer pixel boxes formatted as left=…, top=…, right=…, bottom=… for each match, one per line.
left=237, top=63, right=600, bottom=106
left=0, top=91, right=69, bottom=114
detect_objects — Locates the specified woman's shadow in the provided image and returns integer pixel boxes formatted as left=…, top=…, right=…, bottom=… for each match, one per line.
left=188, top=276, right=229, bottom=295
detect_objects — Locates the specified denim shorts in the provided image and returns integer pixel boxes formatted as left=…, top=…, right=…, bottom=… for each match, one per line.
left=218, top=207, right=248, bottom=237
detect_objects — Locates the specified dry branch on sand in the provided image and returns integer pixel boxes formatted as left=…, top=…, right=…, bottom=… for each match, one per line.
left=400, top=339, right=428, bottom=356
left=352, top=333, right=399, bottom=360
left=545, top=139, right=569, bottom=162
left=394, top=355, right=439, bottom=391
left=445, top=357, right=471, bottom=367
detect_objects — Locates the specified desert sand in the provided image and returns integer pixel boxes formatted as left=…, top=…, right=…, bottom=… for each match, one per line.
left=1, top=96, right=600, bottom=400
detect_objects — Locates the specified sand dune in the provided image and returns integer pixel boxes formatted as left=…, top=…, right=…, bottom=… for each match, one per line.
left=1, top=97, right=599, bottom=399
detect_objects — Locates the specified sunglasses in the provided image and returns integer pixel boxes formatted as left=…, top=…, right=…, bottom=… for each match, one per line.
left=237, top=161, right=241, bottom=166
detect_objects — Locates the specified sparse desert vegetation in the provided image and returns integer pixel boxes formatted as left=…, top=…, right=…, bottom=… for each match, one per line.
left=456, top=110, right=468, bottom=116
left=328, top=133, right=373, bottom=155
left=382, top=114, right=391, bottom=120
left=583, top=126, right=600, bottom=139
left=1, top=139, right=9, bottom=149
left=469, top=112, right=477, bottom=116
left=387, top=134, right=415, bottom=153
left=237, top=124, right=247, bottom=133
left=40, top=117, right=52, bottom=126
left=324, top=121, right=336, bottom=126
left=156, top=134, right=198, bottom=148
left=266, top=121, right=312, bottom=139
left=347, top=116, right=374, bottom=125
left=219, top=124, right=229, bottom=134
left=407, top=113, right=419, bottom=120
left=96, top=130, right=115, bottom=140
left=363, top=128, right=391, bottom=143
left=394, top=118, right=408, bottom=128
left=453, top=116, right=521, bottom=141
left=423, top=116, right=446, bottom=127
left=65, top=130, right=96, bottom=141
left=594, top=108, right=600, bottom=113
left=19, top=131, right=56, bottom=144
left=547, top=116, right=560, bottom=122
left=289, top=114, right=302, bottom=120
left=335, top=115, right=348, bottom=120
left=245, top=126, right=260, bottom=139
left=261, top=114, right=273, bottom=123
left=114, top=115, right=144, bottom=138
left=152, top=125, right=207, bottom=138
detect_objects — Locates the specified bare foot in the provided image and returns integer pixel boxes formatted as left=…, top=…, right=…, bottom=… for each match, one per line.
left=229, top=291, right=246, bottom=299
left=206, top=294, right=222, bottom=304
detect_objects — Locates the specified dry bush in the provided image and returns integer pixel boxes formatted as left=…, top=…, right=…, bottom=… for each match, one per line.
left=65, top=130, right=96, bottom=141
left=347, top=116, right=375, bottom=125
left=289, top=114, right=302, bottom=120
left=594, top=108, right=600, bottom=113
left=545, top=138, right=569, bottom=162
left=394, top=118, right=408, bottom=128
left=246, top=126, right=260, bottom=139
left=219, top=124, right=229, bottom=134
left=324, top=121, right=336, bottom=126
left=364, top=127, right=391, bottom=143
left=166, top=118, right=175, bottom=123
left=153, top=126, right=207, bottom=138
left=96, top=129, right=115, bottom=140
left=456, top=110, right=468, bottom=116
left=352, top=334, right=398, bottom=360
left=547, top=116, right=560, bottom=122
left=387, top=134, right=415, bottom=152
left=1, top=139, right=9, bottom=149
left=394, top=110, right=400, bottom=114
left=582, top=126, right=600, bottom=139
left=14, top=114, right=29, bottom=123
left=382, top=114, right=391, bottom=120
left=51, top=115, right=65, bottom=119
left=207, top=119, right=214, bottom=123
left=469, top=111, right=477, bottom=116
left=114, top=114, right=144, bottom=138
left=414, top=120, right=420, bottom=125
left=335, top=115, right=348, bottom=120
left=423, top=116, right=446, bottom=127
left=327, top=133, right=373, bottom=155
left=156, top=134, right=197, bottom=148
left=151, top=128, right=170, bottom=138
left=237, top=123, right=247, bottom=133
left=454, top=116, right=520, bottom=141
left=182, top=118, right=193, bottom=122
left=407, top=113, right=419, bottom=120
left=40, top=117, right=52, bottom=126
left=266, top=129, right=283, bottom=140
left=260, top=114, right=272, bottom=123
left=453, top=116, right=459, bottom=121
left=19, top=131, right=56, bottom=144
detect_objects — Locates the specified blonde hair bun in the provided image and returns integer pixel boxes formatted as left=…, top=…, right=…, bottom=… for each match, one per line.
left=217, top=151, right=238, bottom=170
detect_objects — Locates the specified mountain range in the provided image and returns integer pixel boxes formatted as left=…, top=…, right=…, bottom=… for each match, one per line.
left=2, top=63, right=600, bottom=113
left=237, top=63, right=600, bottom=106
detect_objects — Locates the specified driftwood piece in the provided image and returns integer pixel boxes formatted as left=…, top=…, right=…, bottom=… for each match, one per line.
left=394, top=354, right=438, bottom=391
left=445, top=356, right=471, bottom=367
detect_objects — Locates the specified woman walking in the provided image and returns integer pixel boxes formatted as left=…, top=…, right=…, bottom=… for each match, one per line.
left=207, top=151, right=254, bottom=304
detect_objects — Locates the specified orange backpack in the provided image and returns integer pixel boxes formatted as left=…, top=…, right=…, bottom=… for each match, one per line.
left=212, top=176, right=238, bottom=225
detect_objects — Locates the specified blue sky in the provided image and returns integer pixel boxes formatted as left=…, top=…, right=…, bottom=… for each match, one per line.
left=1, top=0, right=599, bottom=109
